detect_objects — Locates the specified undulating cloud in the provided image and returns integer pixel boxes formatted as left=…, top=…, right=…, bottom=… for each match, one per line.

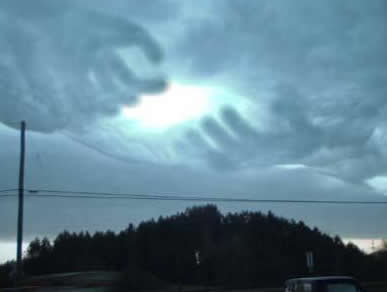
left=0, top=0, right=166, bottom=133
left=1, top=0, right=387, bottom=246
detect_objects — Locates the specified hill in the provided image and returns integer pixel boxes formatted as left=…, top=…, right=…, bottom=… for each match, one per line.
left=1, top=205, right=386, bottom=288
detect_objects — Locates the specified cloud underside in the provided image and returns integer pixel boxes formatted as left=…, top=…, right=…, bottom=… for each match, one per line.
left=0, top=0, right=387, bottom=239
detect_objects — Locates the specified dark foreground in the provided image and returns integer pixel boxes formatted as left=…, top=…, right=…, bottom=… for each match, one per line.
left=2, top=272, right=387, bottom=292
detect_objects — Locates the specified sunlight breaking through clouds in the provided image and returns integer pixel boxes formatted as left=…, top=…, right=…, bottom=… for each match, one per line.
left=1, top=0, right=387, bottom=246
left=121, top=82, right=212, bottom=129
left=367, top=176, right=387, bottom=195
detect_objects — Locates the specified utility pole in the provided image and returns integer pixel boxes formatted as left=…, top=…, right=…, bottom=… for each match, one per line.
left=16, top=121, right=26, bottom=280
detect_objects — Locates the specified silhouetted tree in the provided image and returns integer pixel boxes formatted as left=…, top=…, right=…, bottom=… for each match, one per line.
left=2, top=204, right=385, bottom=288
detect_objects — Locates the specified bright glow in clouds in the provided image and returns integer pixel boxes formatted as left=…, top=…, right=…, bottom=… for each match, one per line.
left=367, top=176, right=387, bottom=195
left=276, top=164, right=307, bottom=170
left=122, top=82, right=212, bottom=129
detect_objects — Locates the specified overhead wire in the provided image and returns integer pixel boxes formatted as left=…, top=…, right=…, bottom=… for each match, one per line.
left=20, top=188, right=387, bottom=205
left=0, top=193, right=17, bottom=197
left=0, top=188, right=18, bottom=193
left=0, top=188, right=387, bottom=205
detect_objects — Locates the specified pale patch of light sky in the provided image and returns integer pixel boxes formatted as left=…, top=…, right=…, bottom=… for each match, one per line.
left=342, top=238, right=385, bottom=254
left=0, top=241, right=27, bottom=265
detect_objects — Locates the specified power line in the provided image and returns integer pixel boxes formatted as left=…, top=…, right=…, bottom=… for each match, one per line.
left=0, top=188, right=18, bottom=193
left=0, top=193, right=16, bottom=197
left=28, top=194, right=182, bottom=200
left=1, top=188, right=387, bottom=205
left=2, top=121, right=23, bottom=125
left=28, top=189, right=172, bottom=198
left=17, top=189, right=387, bottom=205
left=28, top=189, right=230, bottom=201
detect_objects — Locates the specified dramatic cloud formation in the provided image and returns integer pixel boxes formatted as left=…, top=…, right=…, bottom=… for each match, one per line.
left=1, top=0, right=387, bottom=250
left=0, top=0, right=166, bottom=132
left=171, top=0, right=387, bottom=183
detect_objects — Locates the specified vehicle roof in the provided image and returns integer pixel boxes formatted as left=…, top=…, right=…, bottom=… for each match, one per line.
left=286, top=276, right=355, bottom=283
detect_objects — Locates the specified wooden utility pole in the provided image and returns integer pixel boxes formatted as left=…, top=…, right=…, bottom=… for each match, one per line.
left=16, top=121, right=26, bottom=279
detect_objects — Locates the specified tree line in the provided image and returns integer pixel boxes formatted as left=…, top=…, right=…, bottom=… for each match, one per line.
left=1, top=205, right=387, bottom=288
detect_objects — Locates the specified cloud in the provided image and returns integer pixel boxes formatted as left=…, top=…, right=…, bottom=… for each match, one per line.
left=1, top=130, right=386, bottom=241
left=0, top=0, right=166, bottom=133
left=1, top=0, right=387, bottom=242
left=168, top=0, right=387, bottom=186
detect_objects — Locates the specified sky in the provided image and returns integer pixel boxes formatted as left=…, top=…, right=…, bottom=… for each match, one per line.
left=1, top=0, right=387, bottom=261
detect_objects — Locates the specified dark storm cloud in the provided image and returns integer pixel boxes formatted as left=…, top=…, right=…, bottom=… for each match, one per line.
left=1, top=0, right=387, bottom=244
left=174, top=0, right=387, bottom=184
left=0, top=0, right=166, bottom=133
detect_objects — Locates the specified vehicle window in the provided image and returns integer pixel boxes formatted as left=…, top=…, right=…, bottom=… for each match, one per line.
left=303, top=283, right=312, bottom=292
left=326, top=283, right=358, bottom=292
left=296, top=283, right=304, bottom=292
left=286, top=283, right=297, bottom=292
